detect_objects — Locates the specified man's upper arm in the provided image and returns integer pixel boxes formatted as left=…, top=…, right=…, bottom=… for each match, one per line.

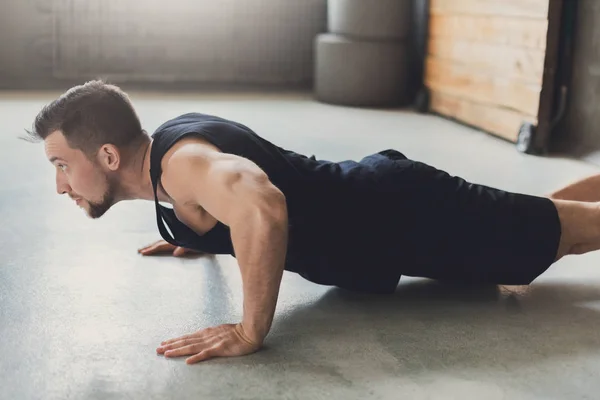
left=160, top=143, right=286, bottom=226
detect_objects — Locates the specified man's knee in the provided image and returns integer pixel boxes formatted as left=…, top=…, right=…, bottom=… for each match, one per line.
left=547, top=190, right=564, bottom=200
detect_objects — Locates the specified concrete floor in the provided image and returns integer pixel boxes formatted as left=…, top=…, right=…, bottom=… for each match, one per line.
left=2, top=90, right=600, bottom=400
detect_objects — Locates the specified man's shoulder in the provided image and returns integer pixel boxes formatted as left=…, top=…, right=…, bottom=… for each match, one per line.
left=162, top=135, right=221, bottom=169
left=156, top=136, right=221, bottom=201
left=152, top=113, right=224, bottom=135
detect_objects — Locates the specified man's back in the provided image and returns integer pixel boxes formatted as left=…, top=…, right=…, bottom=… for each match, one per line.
left=150, top=112, right=408, bottom=293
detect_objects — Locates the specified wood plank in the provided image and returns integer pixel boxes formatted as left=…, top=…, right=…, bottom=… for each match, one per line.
left=533, top=0, right=565, bottom=153
left=430, top=91, right=536, bottom=142
left=430, top=0, right=550, bottom=19
left=427, top=38, right=546, bottom=85
left=425, top=57, right=541, bottom=116
left=429, top=14, right=548, bottom=50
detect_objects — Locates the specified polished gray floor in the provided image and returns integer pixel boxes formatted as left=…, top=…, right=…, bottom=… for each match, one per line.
left=2, top=90, right=600, bottom=400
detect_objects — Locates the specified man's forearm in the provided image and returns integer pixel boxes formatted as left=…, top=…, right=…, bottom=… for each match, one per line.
left=230, top=197, right=288, bottom=343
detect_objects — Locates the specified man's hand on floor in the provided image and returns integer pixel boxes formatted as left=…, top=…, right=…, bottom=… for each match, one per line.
left=156, top=323, right=262, bottom=364
left=138, top=239, right=203, bottom=257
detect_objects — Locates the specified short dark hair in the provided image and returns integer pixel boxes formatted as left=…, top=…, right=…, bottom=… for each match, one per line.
left=25, top=80, right=147, bottom=158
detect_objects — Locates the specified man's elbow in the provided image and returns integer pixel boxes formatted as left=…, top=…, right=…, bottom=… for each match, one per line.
left=259, top=185, right=288, bottom=224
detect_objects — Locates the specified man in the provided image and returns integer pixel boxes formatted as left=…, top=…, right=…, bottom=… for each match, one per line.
left=29, top=80, right=600, bottom=365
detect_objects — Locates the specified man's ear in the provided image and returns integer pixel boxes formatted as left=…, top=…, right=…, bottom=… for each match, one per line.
left=97, top=144, right=121, bottom=171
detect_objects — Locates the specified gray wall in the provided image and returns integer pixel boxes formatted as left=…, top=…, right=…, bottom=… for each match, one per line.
left=0, top=0, right=423, bottom=94
left=0, top=0, right=55, bottom=89
left=0, top=0, right=328, bottom=89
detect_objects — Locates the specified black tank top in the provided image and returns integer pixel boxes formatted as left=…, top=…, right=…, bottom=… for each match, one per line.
left=149, top=113, right=403, bottom=293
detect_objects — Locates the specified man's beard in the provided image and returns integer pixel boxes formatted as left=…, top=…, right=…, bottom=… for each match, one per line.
left=85, top=177, right=118, bottom=219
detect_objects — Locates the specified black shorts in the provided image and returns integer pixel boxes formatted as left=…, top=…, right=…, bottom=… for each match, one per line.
left=290, top=150, right=563, bottom=294
left=386, top=156, right=563, bottom=286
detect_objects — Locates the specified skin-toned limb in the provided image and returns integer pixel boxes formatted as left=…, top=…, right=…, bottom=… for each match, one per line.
left=549, top=173, right=600, bottom=202
left=551, top=199, right=600, bottom=260
left=155, top=139, right=288, bottom=363
left=138, top=239, right=203, bottom=257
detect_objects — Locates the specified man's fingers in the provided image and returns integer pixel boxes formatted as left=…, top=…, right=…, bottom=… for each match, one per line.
left=160, top=336, right=198, bottom=347
left=157, top=336, right=213, bottom=354
left=138, top=240, right=175, bottom=255
left=161, top=329, right=210, bottom=346
left=163, top=343, right=207, bottom=358
left=186, top=347, right=219, bottom=364
left=161, top=336, right=195, bottom=346
left=139, top=239, right=204, bottom=257
left=156, top=324, right=261, bottom=365
left=138, top=239, right=163, bottom=251
left=156, top=339, right=187, bottom=354
left=172, top=246, right=186, bottom=257
left=174, top=246, right=205, bottom=257
left=150, top=243, right=172, bottom=253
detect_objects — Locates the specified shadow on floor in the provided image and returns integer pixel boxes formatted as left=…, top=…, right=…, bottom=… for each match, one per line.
left=262, top=279, right=600, bottom=372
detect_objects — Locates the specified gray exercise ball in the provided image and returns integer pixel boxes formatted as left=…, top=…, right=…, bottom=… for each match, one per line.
left=328, top=0, right=412, bottom=40
left=314, top=33, right=410, bottom=107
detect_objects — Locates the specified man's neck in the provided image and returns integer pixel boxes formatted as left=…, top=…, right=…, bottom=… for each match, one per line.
left=115, top=139, right=156, bottom=202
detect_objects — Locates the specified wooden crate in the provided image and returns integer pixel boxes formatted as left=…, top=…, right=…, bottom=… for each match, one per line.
left=423, top=0, right=564, bottom=153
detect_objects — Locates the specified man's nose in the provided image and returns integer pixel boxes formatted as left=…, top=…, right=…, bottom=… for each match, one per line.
left=56, top=170, right=72, bottom=195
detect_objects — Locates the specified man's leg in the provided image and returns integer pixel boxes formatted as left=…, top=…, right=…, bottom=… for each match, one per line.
left=550, top=173, right=600, bottom=202
left=547, top=174, right=600, bottom=256
left=552, top=199, right=600, bottom=258
left=386, top=158, right=600, bottom=284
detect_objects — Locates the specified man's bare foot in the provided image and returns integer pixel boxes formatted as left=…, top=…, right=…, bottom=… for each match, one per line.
left=138, top=239, right=203, bottom=257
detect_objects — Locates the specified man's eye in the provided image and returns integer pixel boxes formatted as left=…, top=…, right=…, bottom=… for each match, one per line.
left=58, top=164, right=66, bottom=171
